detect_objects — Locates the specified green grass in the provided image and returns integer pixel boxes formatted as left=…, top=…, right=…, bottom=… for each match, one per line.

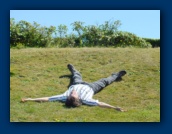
left=10, top=47, right=160, bottom=122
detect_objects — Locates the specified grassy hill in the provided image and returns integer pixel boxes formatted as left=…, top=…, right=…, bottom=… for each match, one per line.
left=10, top=47, right=160, bottom=122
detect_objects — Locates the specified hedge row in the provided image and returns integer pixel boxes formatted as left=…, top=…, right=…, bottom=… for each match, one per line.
left=143, top=38, right=160, bottom=48
left=10, top=19, right=160, bottom=48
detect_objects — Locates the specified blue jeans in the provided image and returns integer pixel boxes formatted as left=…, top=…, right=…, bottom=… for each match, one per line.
left=70, top=67, right=120, bottom=94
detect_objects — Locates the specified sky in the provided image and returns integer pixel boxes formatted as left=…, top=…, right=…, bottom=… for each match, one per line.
left=10, top=10, right=160, bottom=39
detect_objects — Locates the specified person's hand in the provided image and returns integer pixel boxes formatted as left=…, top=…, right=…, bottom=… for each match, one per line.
left=21, top=98, right=26, bottom=103
left=115, top=107, right=127, bottom=112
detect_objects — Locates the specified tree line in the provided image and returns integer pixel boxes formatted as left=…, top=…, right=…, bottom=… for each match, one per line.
left=10, top=18, right=159, bottom=48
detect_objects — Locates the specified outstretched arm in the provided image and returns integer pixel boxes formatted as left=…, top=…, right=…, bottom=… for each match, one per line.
left=21, top=97, right=49, bottom=102
left=21, top=94, right=66, bottom=103
left=98, top=102, right=126, bottom=112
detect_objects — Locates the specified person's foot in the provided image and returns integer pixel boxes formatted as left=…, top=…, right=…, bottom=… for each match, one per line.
left=67, top=64, right=75, bottom=72
left=117, top=70, right=127, bottom=77
left=112, top=70, right=126, bottom=81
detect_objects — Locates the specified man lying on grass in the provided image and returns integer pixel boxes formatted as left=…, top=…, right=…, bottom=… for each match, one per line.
left=21, top=64, right=127, bottom=112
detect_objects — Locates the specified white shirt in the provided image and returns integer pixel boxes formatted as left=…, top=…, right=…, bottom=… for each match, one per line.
left=49, top=84, right=99, bottom=106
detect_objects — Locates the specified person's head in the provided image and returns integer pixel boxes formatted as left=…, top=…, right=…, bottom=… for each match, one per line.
left=65, top=90, right=82, bottom=107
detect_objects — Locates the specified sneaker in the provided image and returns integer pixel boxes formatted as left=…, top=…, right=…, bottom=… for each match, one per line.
left=118, top=70, right=127, bottom=77
left=67, top=64, right=75, bottom=72
left=112, top=70, right=127, bottom=81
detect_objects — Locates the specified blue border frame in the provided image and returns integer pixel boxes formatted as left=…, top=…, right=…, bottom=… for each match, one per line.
left=1, top=0, right=171, bottom=134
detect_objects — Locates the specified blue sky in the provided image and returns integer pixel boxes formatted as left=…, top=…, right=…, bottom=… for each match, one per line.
left=10, top=10, right=160, bottom=39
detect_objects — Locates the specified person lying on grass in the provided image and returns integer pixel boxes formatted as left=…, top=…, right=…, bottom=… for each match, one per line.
left=21, top=64, right=127, bottom=112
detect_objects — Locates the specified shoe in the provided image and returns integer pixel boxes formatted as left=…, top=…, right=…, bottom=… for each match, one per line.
left=118, top=70, right=127, bottom=77
left=67, top=64, right=75, bottom=72
left=112, top=70, right=126, bottom=77
left=112, top=70, right=126, bottom=81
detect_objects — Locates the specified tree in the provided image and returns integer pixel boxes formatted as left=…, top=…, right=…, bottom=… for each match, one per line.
left=10, top=18, right=57, bottom=47
left=99, top=20, right=121, bottom=35
left=57, top=24, right=68, bottom=38
left=71, top=21, right=85, bottom=37
left=82, top=25, right=101, bottom=46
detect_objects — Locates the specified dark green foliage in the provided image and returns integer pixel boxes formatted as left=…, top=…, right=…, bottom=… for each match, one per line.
left=143, top=38, right=160, bottom=48
left=111, top=32, right=152, bottom=48
left=10, top=18, right=56, bottom=48
left=10, top=18, right=159, bottom=48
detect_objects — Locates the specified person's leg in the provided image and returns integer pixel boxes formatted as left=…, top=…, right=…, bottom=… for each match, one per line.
left=89, top=70, right=126, bottom=94
left=21, top=97, right=49, bottom=102
left=67, top=64, right=84, bottom=84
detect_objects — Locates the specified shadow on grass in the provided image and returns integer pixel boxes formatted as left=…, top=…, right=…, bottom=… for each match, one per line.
left=10, top=72, right=15, bottom=77
left=59, top=74, right=73, bottom=88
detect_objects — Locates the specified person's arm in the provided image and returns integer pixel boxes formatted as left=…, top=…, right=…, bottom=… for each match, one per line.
left=48, top=94, right=67, bottom=102
left=98, top=101, right=126, bottom=112
left=21, top=94, right=66, bottom=103
left=82, top=99, right=126, bottom=112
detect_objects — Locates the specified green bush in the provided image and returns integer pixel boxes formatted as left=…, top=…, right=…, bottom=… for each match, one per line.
left=143, top=38, right=160, bottom=48
left=15, top=43, right=25, bottom=49
left=10, top=18, right=157, bottom=48
left=97, top=32, right=151, bottom=48
left=114, top=32, right=152, bottom=48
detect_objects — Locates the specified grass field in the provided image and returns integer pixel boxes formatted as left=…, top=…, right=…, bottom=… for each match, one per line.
left=10, top=47, right=160, bottom=122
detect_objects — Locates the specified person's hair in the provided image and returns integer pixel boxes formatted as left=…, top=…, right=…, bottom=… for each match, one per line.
left=65, top=96, right=82, bottom=107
